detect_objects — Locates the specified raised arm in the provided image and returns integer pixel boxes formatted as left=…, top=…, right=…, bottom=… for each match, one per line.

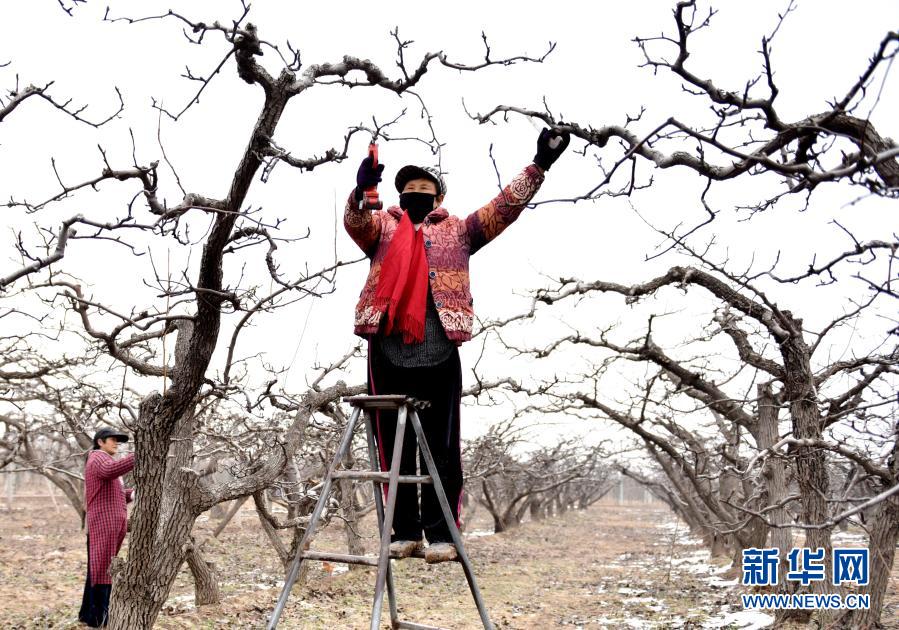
left=344, top=154, right=385, bottom=258
left=464, top=128, right=569, bottom=255
left=90, top=451, right=135, bottom=481
left=464, top=165, right=545, bottom=255
left=344, top=192, right=383, bottom=258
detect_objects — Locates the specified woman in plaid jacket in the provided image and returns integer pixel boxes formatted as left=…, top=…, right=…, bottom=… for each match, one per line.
left=78, top=427, right=134, bottom=627
left=344, top=128, right=570, bottom=563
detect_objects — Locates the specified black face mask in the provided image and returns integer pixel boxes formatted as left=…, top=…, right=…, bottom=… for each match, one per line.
left=399, top=192, right=436, bottom=223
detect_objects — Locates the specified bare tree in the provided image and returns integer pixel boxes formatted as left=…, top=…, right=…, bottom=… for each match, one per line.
left=2, top=4, right=553, bottom=627
left=464, top=418, right=612, bottom=532
left=475, top=253, right=896, bottom=625
left=471, top=0, right=898, bottom=218
left=463, top=2, right=897, bottom=625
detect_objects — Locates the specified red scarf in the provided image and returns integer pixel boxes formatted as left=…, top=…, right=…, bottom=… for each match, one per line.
left=372, top=212, right=428, bottom=343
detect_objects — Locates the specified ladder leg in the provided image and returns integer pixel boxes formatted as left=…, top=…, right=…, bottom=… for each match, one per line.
left=267, top=406, right=363, bottom=630
left=371, top=405, right=408, bottom=630
left=409, top=408, right=495, bottom=630
left=365, top=410, right=399, bottom=628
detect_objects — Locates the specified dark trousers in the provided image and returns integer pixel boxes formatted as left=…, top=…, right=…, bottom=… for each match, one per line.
left=78, top=536, right=111, bottom=627
left=367, top=340, right=463, bottom=544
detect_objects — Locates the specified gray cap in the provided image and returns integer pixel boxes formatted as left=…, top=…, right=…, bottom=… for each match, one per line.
left=395, top=165, right=447, bottom=197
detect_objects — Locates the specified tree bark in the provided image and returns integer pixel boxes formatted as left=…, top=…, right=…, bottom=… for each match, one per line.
left=753, top=383, right=805, bottom=625
left=834, top=495, right=898, bottom=629
left=184, top=538, right=221, bottom=605
left=755, top=384, right=792, bottom=556
left=780, top=331, right=834, bottom=624
left=107, top=392, right=203, bottom=629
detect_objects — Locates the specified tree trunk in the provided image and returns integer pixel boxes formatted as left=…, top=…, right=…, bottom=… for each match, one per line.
left=491, top=512, right=509, bottom=533
left=755, top=384, right=792, bottom=555
left=730, top=521, right=768, bottom=575
left=834, top=495, right=899, bottom=627
left=780, top=332, right=833, bottom=623
left=184, top=538, right=221, bottom=605
left=530, top=497, right=546, bottom=521
left=754, top=383, right=804, bottom=625
left=108, top=389, right=200, bottom=630
left=707, top=532, right=730, bottom=558
left=256, top=491, right=290, bottom=567
left=107, top=397, right=193, bottom=630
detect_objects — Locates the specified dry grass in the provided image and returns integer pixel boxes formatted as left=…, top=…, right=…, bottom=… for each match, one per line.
left=1, top=496, right=896, bottom=629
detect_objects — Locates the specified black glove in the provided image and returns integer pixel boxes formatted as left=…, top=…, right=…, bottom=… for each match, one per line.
left=354, top=156, right=385, bottom=202
left=533, top=127, right=571, bottom=171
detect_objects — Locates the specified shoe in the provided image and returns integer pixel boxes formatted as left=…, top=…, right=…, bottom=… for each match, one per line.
left=389, top=539, right=424, bottom=559
left=424, top=542, right=458, bottom=564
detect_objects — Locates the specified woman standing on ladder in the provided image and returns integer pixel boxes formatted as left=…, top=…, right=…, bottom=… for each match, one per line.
left=344, top=128, right=569, bottom=563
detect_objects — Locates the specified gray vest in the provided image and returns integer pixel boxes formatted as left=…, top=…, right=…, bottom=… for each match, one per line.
left=373, top=288, right=455, bottom=367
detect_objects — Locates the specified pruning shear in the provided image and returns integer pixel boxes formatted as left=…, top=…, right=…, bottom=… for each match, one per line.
left=364, top=142, right=383, bottom=210
left=527, top=117, right=565, bottom=149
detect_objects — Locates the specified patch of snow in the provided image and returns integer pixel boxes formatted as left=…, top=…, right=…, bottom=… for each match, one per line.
left=832, top=531, right=866, bottom=544
left=705, top=576, right=738, bottom=588
left=463, top=529, right=494, bottom=538
left=702, top=609, right=774, bottom=629
left=616, top=587, right=646, bottom=595
left=670, top=550, right=712, bottom=567
left=712, top=562, right=734, bottom=574
left=622, top=597, right=667, bottom=612
left=164, top=594, right=195, bottom=608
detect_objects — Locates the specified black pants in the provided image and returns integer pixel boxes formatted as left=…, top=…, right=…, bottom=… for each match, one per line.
left=78, top=536, right=111, bottom=627
left=367, top=340, right=463, bottom=544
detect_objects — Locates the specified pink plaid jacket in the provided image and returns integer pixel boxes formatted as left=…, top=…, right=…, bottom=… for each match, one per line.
left=84, top=451, right=134, bottom=585
left=345, top=164, right=545, bottom=344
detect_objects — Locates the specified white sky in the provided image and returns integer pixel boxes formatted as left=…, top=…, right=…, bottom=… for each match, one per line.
left=1, top=0, right=896, bottom=448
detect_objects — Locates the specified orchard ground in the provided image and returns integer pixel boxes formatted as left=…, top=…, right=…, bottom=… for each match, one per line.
left=1, top=494, right=896, bottom=629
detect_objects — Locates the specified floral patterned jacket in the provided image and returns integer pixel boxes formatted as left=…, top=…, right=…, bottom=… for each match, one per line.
left=344, top=164, right=545, bottom=345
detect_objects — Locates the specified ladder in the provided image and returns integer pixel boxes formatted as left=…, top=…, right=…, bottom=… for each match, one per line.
left=267, top=394, right=494, bottom=630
